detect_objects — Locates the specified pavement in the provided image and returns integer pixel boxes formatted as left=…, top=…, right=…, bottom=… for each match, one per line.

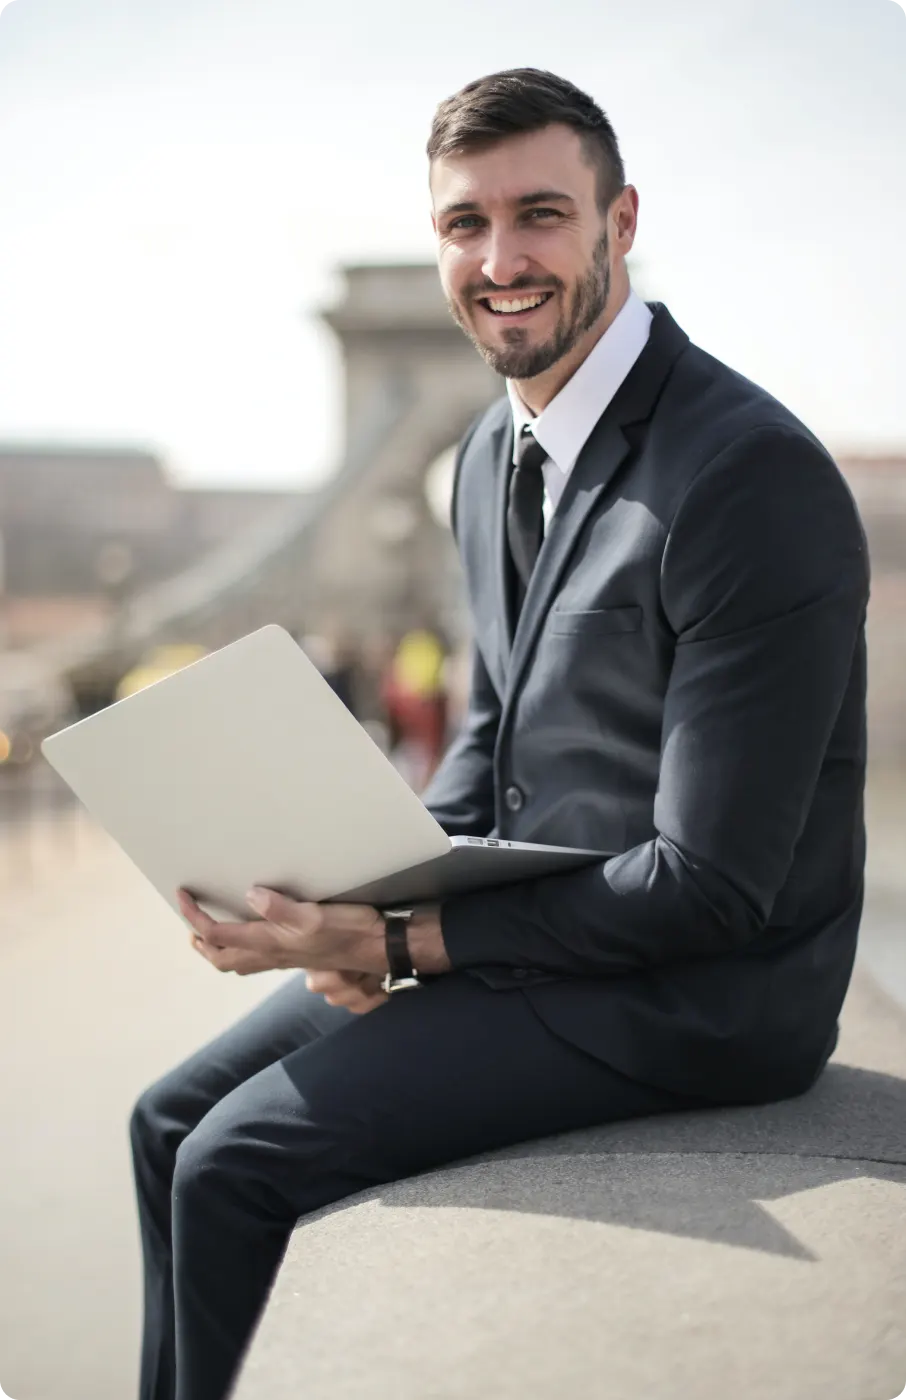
left=0, top=811, right=297, bottom=1400
left=0, top=770, right=903, bottom=1400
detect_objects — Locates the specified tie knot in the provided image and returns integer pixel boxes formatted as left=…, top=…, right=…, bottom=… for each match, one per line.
left=517, top=426, right=547, bottom=474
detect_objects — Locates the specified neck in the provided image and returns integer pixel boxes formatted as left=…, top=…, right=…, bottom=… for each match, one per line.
left=512, top=277, right=632, bottom=417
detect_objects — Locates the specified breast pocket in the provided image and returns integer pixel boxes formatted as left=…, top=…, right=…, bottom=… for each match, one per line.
left=548, top=604, right=643, bottom=636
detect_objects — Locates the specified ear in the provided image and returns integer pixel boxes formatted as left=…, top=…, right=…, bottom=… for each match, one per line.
left=613, top=185, right=639, bottom=254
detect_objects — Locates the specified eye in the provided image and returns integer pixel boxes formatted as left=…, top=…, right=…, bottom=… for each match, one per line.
left=448, top=216, right=483, bottom=231
left=526, top=208, right=561, bottom=221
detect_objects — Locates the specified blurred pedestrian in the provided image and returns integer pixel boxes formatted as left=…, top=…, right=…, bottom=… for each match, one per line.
left=380, top=628, right=448, bottom=790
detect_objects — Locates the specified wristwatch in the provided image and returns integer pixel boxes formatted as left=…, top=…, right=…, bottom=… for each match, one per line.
left=380, top=908, right=422, bottom=994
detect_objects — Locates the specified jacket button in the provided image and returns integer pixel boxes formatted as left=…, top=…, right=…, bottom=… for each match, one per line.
left=504, top=785, right=524, bottom=812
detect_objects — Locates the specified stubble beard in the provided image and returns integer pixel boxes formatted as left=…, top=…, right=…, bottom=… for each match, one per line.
left=446, top=227, right=612, bottom=380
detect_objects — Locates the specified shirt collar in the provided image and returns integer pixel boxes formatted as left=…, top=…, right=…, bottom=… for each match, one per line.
left=506, top=288, right=653, bottom=474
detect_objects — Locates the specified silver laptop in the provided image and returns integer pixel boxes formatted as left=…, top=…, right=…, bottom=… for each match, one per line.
left=41, top=624, right=607, bottom=920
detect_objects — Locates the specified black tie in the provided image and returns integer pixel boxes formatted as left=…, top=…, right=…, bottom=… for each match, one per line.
left=506, top=426, right=548, bottom=594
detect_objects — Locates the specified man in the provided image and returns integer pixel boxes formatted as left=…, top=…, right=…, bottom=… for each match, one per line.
left=131, top=68, right=869, bottom=1400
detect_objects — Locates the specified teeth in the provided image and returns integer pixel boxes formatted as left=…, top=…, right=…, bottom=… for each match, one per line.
left=486, top=294, right=548, bottom=313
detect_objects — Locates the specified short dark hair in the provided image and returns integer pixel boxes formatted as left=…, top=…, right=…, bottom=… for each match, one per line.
left=427, top=68, right=626, bottom=213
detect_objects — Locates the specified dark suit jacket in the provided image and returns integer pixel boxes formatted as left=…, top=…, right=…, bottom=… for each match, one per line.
left=421, top=302, right=870, bottom=1105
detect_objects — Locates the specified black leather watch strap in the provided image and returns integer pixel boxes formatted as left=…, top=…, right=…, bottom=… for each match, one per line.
left=384, top=913, right=416, bottom=980
left=380, top=909, right=421, bottom=992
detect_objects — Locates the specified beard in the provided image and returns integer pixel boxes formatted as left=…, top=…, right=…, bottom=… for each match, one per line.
left=445, top=227, right=612, bottom=380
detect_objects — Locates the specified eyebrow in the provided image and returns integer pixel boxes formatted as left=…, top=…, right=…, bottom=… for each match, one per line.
left=437, top=189, right=576, bottom=221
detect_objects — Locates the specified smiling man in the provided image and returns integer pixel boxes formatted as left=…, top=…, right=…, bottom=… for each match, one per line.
left=131, top=69, right=870, bottom=1400
left=435, top=125, right=623, bottom=395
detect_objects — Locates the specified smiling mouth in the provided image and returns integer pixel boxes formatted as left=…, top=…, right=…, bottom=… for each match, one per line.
left=477, top=291, right=555, bottom=317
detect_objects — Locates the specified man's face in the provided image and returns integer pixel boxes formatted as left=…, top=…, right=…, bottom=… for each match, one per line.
left=431, top=123, right=617, bottom=380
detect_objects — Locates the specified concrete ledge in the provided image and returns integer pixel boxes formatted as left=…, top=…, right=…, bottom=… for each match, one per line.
left=234, top=967, right=906, bottom=1400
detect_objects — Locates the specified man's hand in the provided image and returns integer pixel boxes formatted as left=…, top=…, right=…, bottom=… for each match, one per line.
left=178, top=886, right=386, bottom=978
left=305, top=969, right=389, bottom=1014
left=178, top=885, right=453, bottom=979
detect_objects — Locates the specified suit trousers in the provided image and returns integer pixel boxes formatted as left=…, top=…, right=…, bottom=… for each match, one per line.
left=129, top=968, right=709, bottom=1400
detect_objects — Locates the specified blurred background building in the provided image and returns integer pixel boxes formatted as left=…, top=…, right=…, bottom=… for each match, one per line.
left=1, top=261, right=904, bottom=781
left=0, top=265, right=494, bottom=747
left=0, top=445, right=304, bottom=649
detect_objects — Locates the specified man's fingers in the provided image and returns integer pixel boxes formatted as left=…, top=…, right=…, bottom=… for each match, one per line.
left=191, top=934, right=228, bottom=968
left=327, top=988, right=388, bottom=1012
left=194, top=921, right=264, bottom=951
left=246, top=887, right=319, bottom=929
left=194, top=939, right=269, bottom=976
left=178, top=892, right=265, bottom=951
left=179, top=891, right=293, bottom=977
left=178, top=889, right=221, bottom=938
left=306, top=970, right=357, bottom=995
left=305, top=969, right=388, bottom=1012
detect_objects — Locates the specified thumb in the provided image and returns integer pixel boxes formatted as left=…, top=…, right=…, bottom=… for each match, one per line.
left=246, top=887, right=312, bottom=926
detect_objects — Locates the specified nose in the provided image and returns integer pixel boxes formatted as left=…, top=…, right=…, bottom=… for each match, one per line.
left=480, top=228, right=531, bottom=291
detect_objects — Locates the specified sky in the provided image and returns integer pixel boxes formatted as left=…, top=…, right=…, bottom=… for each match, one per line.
left=0, top=0, right=904, bottom=489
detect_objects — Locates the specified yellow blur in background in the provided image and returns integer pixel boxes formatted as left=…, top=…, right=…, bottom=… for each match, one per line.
left=114, top=644, right=209, bottom=702
left=390, top=629, right=445, bottom=698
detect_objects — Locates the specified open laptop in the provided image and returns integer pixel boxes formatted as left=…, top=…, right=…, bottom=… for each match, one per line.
left=41, top=624, right=608, bottom=921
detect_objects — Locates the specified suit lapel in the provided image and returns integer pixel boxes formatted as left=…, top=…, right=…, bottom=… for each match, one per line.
left=498, top=302, right=690, bottom=727
left=502, top=415, right=632, bottom=715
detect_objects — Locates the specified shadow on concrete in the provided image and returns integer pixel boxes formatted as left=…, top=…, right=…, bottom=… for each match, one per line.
left=371, top=1150, right=906, bottom=1261
left=463, top=1062, right=906, bottom=1167
left=341, top=1062, right=906, bottom=1262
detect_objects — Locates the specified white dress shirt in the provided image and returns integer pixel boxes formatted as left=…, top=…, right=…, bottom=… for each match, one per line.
left=506, top=288, right=653, bottom=530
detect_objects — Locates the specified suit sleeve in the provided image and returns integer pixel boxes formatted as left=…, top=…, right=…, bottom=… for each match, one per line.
left=419, top=409, right=501, bottom=838
left=439, top=427, right=870, bottom=976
